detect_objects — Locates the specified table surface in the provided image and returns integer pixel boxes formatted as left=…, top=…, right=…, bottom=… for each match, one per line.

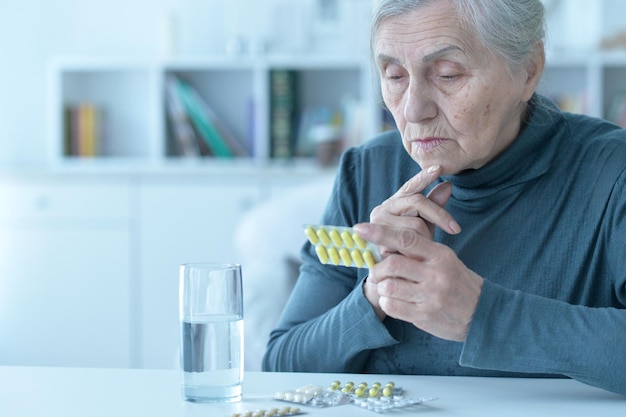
left=1, top=366, right=624, bottom=416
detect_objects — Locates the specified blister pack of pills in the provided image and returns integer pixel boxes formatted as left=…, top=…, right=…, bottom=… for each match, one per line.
left=229, top=406, right=305, bottom=417
left=304, top=225, right=382, bottom=269
left=274, top=380, right=436, bottom=413
left=274, top=383, right=351, bottom=408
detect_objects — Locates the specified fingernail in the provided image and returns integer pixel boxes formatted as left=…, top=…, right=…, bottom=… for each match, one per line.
left=427, top=165, right=440, bottom=174
left=449, top=220, right=462, bottom=234
left=353, top=223, right=369, bottom=235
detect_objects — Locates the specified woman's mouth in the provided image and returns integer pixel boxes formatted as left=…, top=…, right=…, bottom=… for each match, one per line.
left=413, top=137, right=447, bottom=151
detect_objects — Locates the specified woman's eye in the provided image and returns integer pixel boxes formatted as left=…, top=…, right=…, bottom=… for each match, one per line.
left=384, top=69, right=404, bottom=80
left=438, top=73, right=460, bottom=81
left=381, top=63, right=406, bottom=81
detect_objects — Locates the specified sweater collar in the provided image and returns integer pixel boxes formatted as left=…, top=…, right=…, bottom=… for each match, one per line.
left=440, top=94, right=563, bottom=202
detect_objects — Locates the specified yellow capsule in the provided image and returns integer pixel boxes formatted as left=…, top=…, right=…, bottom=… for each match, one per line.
left=341, top=231, right=355, bottom=248
left=329, top=380, right=341, bottom=390
left=315, top=246, right=329, bottom=264
left=385, top=381, right=395, bottom=388
left=369, top=386, right=380, bottom=397
left=341, top=381, right=355, bottom=393
left=382, top=386, right=393, bottom=397
left=328, top=247, right=341, bottom=265
left=339, top=248, right=352, bottom=266
left=354, top=387, right=366, bottom=397
left=364, top=250, right=376, bottom=268
left=317, top=228, right=331, bottom=246
left=351, top=250, right=365, bottom=268
left=304, top=226, right=319, bottom=245
left=329, top=229, right=343, bottom=246
left=353, top=233, right=367, bottom=249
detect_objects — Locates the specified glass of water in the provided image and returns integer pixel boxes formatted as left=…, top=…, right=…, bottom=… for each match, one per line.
left=179, top=262, right=244, bottom=403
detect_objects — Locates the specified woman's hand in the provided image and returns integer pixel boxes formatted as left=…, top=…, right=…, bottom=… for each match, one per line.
left=363, top=166, right=461, bottom=321
left=369, top=165, right=461, bottom=248
left=361, top=165, right=481, bottom=340
left=357, top=222, right=483, bottom=342
left=363, top=165, right=460, bottom=321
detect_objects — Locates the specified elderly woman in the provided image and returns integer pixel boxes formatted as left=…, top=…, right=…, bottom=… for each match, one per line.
left=262, top=0, right=626, bottom=395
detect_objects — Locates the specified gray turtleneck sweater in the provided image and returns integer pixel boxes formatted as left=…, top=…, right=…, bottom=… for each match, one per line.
left=262, top=95, right=626, bottom=395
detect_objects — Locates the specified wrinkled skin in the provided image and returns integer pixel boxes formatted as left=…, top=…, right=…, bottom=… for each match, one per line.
left=359, top=0, right=544, bottom=342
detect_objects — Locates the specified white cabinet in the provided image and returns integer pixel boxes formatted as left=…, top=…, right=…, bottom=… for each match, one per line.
left=137, top=176, right=263, bottom=369
left=0, top=170, right=334, bottom=369
left=0, top=176, right=133, bottom=368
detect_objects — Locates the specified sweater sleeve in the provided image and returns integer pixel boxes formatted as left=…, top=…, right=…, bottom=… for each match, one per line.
left=262, top=261, right=399, bottom=372
left=461, top=168, right=626, bottom=395
left=262, top=146, right=401, bottom=372
left=460, top=280, right=626, bottom=395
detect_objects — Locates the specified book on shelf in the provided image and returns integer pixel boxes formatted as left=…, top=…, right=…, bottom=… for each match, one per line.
left=166, top=75, right=249, bottom=158
left=269, top=69, right=298, bottom=159
left=63, top=103, right=104, bottom=157
left=165, top=77, right=202, bottom=157
left=165, top=79, right=200, bottom=157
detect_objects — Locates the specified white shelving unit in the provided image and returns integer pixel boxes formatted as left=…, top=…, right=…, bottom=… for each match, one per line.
left=48, top=55, right=379, bottom=170
left=50, top=51, right=626, bottom=173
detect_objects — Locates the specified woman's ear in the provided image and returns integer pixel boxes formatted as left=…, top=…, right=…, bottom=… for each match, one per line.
left=522, top=41, right=546, bottom=102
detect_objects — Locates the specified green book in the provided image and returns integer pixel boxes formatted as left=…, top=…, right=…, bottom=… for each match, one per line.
left=173, top=77, right=233, bottom=158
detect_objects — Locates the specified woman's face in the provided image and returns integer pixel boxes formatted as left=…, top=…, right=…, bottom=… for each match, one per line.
left=375, top=0, right=539, bottom=174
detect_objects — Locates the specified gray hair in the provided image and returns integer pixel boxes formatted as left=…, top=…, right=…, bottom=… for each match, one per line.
left=370, top=0, right=546, bottom=72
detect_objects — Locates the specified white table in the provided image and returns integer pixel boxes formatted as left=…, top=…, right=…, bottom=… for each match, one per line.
left=0, top=366, right=623, bottom=416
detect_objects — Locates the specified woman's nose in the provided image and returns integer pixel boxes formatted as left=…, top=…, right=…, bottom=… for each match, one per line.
left=404, top=78, right=437, bottom=123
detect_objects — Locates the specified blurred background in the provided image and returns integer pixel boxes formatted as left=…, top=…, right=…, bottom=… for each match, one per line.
left=1, top=0, right=626, bottom=372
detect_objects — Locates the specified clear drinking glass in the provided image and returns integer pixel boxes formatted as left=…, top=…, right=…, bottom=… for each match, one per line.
left=179, top=262, right=244, bottom=403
